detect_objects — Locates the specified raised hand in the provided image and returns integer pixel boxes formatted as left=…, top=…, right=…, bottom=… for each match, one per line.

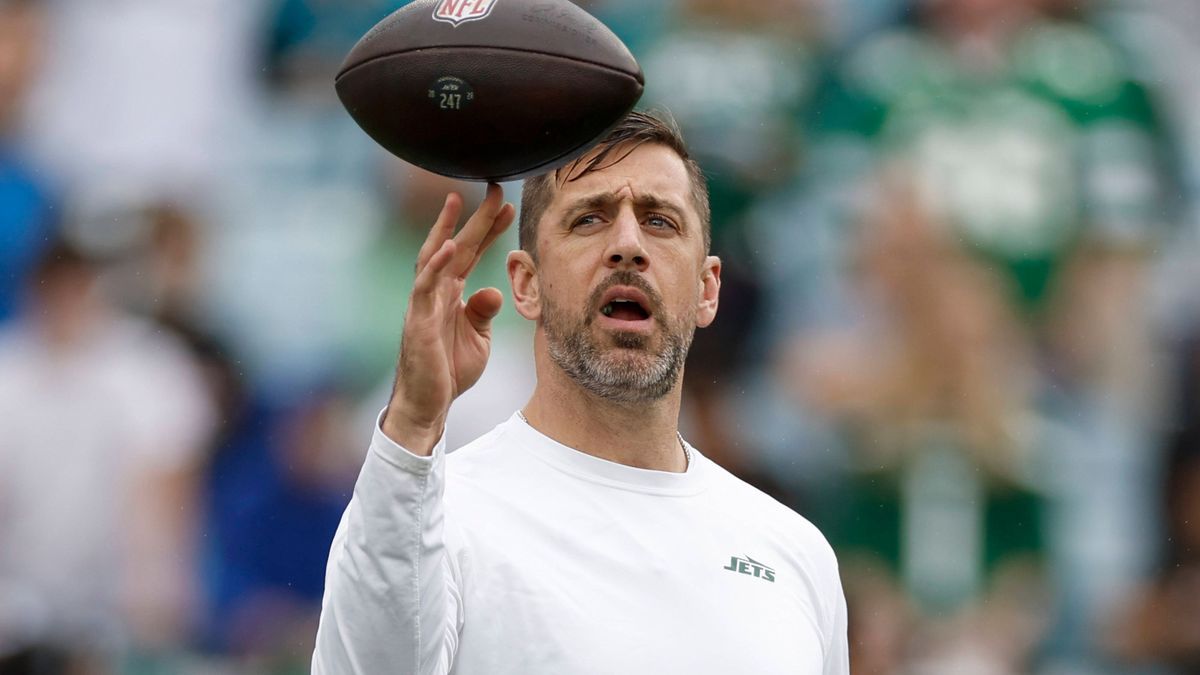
left=382, top=183, right=516, bottom=455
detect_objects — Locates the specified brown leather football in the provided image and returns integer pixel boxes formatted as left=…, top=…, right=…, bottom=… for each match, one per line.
left=335, top=0, right=644, bottom=181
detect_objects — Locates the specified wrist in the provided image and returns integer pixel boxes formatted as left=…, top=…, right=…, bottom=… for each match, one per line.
left=381, top=403, right=446, bottom=457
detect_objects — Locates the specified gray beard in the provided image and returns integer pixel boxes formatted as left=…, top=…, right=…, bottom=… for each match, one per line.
left=541, top=287, right=693, bottom=405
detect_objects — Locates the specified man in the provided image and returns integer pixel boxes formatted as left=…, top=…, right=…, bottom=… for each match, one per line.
left=312, top=112, right=848, bottom=674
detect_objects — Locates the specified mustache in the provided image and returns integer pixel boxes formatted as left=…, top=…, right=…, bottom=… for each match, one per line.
left=585, top=271, right=665, bottom=327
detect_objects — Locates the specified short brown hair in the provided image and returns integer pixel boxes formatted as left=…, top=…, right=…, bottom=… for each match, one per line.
left=518, top=110, right=710, bottom=256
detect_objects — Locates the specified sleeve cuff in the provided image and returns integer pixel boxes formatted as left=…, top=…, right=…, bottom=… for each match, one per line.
left=369, top=408, right=447, bottom=475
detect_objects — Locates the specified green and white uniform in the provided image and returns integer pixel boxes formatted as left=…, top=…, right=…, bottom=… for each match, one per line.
left=809, top=19, right=1170, bottom=314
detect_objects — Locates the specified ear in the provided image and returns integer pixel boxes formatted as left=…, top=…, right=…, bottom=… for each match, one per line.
left=696, top=255, right=721, bottom=328
left=507, top=250, right=541, bottom=321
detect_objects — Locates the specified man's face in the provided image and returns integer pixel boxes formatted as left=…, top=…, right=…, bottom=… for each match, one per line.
left=516, top=143, right=720, bottom=403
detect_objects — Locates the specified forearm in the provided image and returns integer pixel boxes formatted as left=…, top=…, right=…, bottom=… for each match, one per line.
left=312, top=425, right=460, bottom=675
left=313, top=183, right=508, bottom=673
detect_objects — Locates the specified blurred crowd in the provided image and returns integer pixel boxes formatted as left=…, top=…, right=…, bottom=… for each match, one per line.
left=1, top=0, right=1199, bottom=673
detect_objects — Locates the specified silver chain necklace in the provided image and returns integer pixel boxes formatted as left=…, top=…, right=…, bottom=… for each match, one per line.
left=516, top=410, right=691, bottom=470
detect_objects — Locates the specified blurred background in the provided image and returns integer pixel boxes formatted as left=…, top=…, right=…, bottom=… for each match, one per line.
left=1, top=0, right=1199, bottom=672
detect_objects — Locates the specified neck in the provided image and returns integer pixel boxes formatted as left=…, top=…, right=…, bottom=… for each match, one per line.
left=521, top=344, right=688, bottom=473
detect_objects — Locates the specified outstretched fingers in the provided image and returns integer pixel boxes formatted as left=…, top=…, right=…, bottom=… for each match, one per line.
left=450, top=183, right=511, bottom=276
left=410, top=239, right=457, bottom=314
left=459, top=202, right=516, bottom=280
left=409, top=186, right=513, bottom=318
left=416, top=193, right=463, bottom=274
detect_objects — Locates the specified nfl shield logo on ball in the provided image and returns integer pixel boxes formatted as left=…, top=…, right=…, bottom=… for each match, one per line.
left=432, top=0, right=499, bottom=26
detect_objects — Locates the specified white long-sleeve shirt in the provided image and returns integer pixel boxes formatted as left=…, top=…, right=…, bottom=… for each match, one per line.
left=313, top=413, right=849, bottom=674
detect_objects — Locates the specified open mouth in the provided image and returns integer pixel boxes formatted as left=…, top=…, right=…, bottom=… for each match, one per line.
left=600, top=298, right=650, bottom=321
left=596, top=285, right=655, bottom=327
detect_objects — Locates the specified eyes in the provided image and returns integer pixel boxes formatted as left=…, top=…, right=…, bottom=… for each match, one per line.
left=572, top=212, right=679, bottom=233
left=646, top=214, right=675, bottom=231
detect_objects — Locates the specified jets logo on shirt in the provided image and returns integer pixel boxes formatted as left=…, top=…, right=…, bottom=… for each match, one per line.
left=432, top=0, right=499, bottom=26
left=723, top=555, right=776, bottom=582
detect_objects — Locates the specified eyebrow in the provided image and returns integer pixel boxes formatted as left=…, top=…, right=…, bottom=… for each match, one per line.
left=564, top=191, right=689, bottom=221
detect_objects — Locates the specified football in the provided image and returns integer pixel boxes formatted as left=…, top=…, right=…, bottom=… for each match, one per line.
left=335, top=0, right=645, bottom=182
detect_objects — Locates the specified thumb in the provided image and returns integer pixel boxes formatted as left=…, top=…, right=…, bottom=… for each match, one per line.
left=464, top=287, right=504, bottom=334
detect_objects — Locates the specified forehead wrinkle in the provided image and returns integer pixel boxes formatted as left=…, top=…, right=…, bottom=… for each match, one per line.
left=563, top=188, right=687, bottom=216
left=634, top=194, right=686, bottom=216
left=571, top=191, right=618, bottom=213
left=541, top=145, right=701, bottom=243
left=559, top=144, right=689, bottom=197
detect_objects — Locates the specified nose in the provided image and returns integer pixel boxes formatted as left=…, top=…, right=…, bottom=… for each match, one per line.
left=602, top=208, right=649, bottom=271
